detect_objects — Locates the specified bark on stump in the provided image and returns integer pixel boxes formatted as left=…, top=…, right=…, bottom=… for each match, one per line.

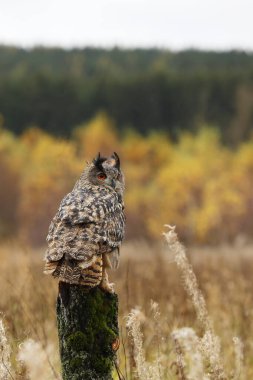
left=57, top=282, right=119, bottom=380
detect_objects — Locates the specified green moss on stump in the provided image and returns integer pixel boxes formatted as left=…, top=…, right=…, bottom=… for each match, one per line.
left=57, top=283, right=118, bottom=380
left=66, top=331, right=88, bottom=351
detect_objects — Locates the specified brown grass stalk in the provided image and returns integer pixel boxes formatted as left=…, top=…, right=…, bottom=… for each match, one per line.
left=163, top=225, right=227, bottom=380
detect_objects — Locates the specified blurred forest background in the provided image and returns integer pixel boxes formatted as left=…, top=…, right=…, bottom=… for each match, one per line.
left=1, top=46, right=253, bottom=246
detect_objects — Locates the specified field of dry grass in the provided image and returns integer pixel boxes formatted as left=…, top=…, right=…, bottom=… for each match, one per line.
left=1, top=236, right=253, bottom=379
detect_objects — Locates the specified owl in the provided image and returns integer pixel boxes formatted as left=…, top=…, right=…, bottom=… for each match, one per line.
left=44, top=152, right=125, bottom=293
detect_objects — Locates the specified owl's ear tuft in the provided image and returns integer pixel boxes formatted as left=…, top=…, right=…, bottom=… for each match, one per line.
left=93, top=152, right=106, bottom=171
left=93, top=152, right=100, bottom=162
left=112, top=152, right=120, bottom=169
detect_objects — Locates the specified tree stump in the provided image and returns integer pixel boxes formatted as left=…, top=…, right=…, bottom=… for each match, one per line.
left=57, top=282, right=119, bottom=380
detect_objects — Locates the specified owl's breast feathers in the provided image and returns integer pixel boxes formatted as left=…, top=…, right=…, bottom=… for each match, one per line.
left=44, top=185, right=125, bottom=285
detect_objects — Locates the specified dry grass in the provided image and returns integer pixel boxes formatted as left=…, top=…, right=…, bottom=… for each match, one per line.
left=0, top=237, right=253, bottom=379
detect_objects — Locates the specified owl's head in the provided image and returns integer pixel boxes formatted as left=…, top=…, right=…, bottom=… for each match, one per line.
left=77, top=152, right=124, bottom=195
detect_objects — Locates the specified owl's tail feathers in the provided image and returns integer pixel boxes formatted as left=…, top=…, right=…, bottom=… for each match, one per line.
left=44, top=257, right=103, bottom=288
left=44, top=261, right=58, bottom=275
left=44, top=259, right=83, bottom=284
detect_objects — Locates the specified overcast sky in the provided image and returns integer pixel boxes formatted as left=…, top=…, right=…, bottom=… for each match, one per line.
left=0, top=0, right=252, bottom=50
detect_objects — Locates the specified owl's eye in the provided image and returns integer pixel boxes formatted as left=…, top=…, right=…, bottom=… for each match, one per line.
left=97, top=173, right=107, bottom=180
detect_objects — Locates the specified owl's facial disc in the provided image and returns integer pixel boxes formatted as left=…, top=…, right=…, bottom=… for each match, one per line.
left=97, top=171, right=116, bottom=187
left=99, top=172, right=116, bottom=188
left=89, top=152, right=121, bottom=189
left=97, top=172, right=107, bottom=181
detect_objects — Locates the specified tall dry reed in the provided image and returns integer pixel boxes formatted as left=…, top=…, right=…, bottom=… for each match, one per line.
left=163, top=225, right=243, bottom=380
left=0, top=318, right=11, bottom=380
left=0, top=239, right=251, bottom=379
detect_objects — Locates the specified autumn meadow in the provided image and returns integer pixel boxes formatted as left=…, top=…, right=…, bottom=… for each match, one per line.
left=0, top=108, right=253, bottom=379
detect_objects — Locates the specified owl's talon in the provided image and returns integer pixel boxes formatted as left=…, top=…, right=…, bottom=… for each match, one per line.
left=99, top=281, right=115, bottom=294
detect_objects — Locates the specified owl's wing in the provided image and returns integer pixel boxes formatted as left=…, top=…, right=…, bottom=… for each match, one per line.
left=58, top=191, right=100, bottom=224
left=58, top=189, right=119, bottom=225
left=45, top=189, right=124, bottom=264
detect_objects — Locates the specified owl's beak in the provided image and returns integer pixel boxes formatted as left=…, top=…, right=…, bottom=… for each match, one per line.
left=105, top=178, right=116, bottom=188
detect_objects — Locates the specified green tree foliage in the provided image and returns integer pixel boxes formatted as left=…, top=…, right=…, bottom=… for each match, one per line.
left=0, top=46, right=253, bottom=143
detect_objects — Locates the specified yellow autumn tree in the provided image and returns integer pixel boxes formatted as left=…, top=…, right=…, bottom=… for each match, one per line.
left=73, top=112, right=120, bottom=159
left=18, top=128, right=81, bottom=245
left=0, top=129, right=24, bottom=238
left=122, top=130, right=173, bottom=238
left=146, top=128, right=244, bottom=242
left=1, top=117, right=253, bottom=245
left=232, top=139, right=253, bottom=237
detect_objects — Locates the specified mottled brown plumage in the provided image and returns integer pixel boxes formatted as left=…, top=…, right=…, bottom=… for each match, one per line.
left=44, top=152, right=125, bottom=292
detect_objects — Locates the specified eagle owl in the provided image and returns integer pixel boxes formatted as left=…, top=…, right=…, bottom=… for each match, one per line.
left=44, top=152, right=125, bottom=293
